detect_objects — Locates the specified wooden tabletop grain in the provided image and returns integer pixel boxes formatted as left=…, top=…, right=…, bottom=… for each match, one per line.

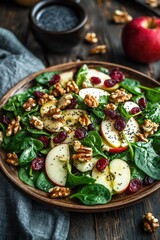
left=0, top=0, right=160, bottom=239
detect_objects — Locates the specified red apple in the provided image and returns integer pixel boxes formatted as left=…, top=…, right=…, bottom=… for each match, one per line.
left=122, top=16, right=160, bottom=63
left=109, top=147, right=128, bottom=153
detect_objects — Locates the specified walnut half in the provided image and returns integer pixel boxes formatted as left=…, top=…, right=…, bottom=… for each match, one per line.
left=49, top=186, right=71, bottom=198
left=143, top=212, right=159, bottom=233
left=72, top=141, right=92, bottom=162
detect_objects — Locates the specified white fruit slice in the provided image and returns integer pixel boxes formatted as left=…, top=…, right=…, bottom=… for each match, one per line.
left=100, top=118, right=121, bottom=148
left=59, top=71, right=74, bottom=87
left=73, top=157, right=98, bottom=172
left=79, top=88, right=110, bottom=101
left=40, top=100, right=57, bottom=117
left=92, top=165, right=112, bottom=192
left=43, top=116, right=64, bottom=132
left=110, top=159, right=130, bottom=193
left=123, top=101, right=140, bottom=113
left=45, top=144, right=70, bottom=186
left=63, top=109, right=87, bottom=127
left=50, top=130, right=76, bottom=148
left=121, top=117, right=140, bottom=147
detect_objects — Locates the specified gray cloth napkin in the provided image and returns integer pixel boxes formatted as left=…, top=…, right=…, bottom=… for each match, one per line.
left=0, top=28, right=70, bottom=240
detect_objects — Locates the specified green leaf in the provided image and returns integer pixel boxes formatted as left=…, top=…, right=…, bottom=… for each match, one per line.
left=36, top=172, right=54, bottom=192
left=120, top=78, right=141, bottom=95
left=144, top=87, right=160, bottom=103
left=153, top=137, right=160, bottom=154
left=139, top=103, right=160, bottom=123
left=18, top=165, right=40, bottom=187
left=36, top=71, right=60, bottom=85
left=19, top=146, right=37, bottom=165
left=131, top=166, right=145, bottom=181
left=75, top=64, right=88, bottom=88
left=70, top=183, right=112, bottom=205
left=27, top=126, right=51, bottom=136
left=96, top=66, right=109, bottom=75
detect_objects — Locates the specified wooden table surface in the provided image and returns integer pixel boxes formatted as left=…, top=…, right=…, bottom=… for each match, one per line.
left=0, top=0, right=160, bottom=239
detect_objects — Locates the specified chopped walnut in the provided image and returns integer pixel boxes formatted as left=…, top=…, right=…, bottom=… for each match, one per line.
left=57, top=93, right=73, bottom=110
left=38, top=93, right=56, bottom=106
left=141, top=119, right=159, bottom=137
left=6, top=152, right=18, bottom=166
left=23, top=97, right=36, bottom=111
left=90, top=45, right=107, bottom=54
left=72, top=140, right=92, bottom=161
left=104, top=103, right=117, bottom=111
left=136, top=132, right=148, bottom=142
left=109, top=88, right=132, bottom=103
left=84, top=94, right=99, bottom=108
left=46, top=107, right=62, bottom=119
left=65, top=80, right=79, bottom=94
left=146, top=0, right=158, bottom=7
left=85, top=32, right=98, bottom=44
left=78, top=113, right=91, bottom=127
left=6, top=116, right=21, bottom=136
left=49, top=186, right=71, bottom=198
left=113, top=9, right=133, bottom=23
left=143, top=212, right=159, bottom=233
left=29, top=116, right=43, bottom=130
left=51, top=83, right=66, bottom=97
left=0, top=131, right=3, bottom=144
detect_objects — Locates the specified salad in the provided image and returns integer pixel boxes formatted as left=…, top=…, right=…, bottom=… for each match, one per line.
left=0, top=64, right=160, bottom=206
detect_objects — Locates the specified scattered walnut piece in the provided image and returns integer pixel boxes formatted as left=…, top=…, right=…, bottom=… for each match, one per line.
left=57, top=93, right=73, bottom=110
left=79, top=113, right=91, bottom=127
left=0, top=131, right=3, bottom=144
left=104, top=103, right=117, bottom=111
left=85, top=32, right=98, bottom=44
left=136, top=132, right=148, bottom=142
left=109, top=88, right=132, bottom=103
left=90, top=45, right=107, bottom=54
left=65, top=80, right=79, bottom=94
left=38, top=93, right=56, bottom=106
left=51, top=83, right=66, bottom=97
left=23, top=97, right=36, bottom=111
left=6, top=116, right=21, bottom=136
left=143, top=212, right=159, bottom=233
left=72, top=140, right=92, bottom=162
left=146, top=0, right=158, bottom=7
left=141, top=119, right=159, bottom=138
left=84, top=94, right=99, bottom=108
left=46, top=107, right=62, bottom=119
left=49, top=186, right=71, bottom=198
left=113, top=9, right=133, bottom=23
left=6, top=152, right=18, bottom=166
left=29, top=116, right=43, bottom=130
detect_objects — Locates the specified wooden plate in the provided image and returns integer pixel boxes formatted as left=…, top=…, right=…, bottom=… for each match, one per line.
left=0, top=61, right=160, bottom=212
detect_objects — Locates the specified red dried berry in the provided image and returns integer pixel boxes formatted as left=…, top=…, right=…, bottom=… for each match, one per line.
left=109, top=67, right=125, bottom=83
left=75, top=127, right=87, bottom=140
left=138, top=97, right=146, bottom=110
left=49, top=74, right=60, bottom=86
left=96, top=158, right=109, bottom=172
left=88, top=124, right=95, bottom=131
left=53, top=131, right=68, bottom=144
left=91, top=77, right=101, bottom=84
left=130, top=107, right=141, bottom=115
left=105, top=109, right=120, bottom=119
left=38, top=136, right=49, bottom=148
left=114, top=117, right=126, bottom=131
left=34, top=91, right=45, bottom=98
left=104, top=79, right=117, bottom=88
left=67, top=97, right=77, bottom=109
left=2, top=115, right=10, bottom=125
left=127, top=178, right=142, bottom=193
left=143, top=176, right=155, bottom=186
left=31, top=157, right=45, bottom=171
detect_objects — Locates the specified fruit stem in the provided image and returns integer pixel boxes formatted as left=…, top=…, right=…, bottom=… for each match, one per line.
left=140, top=85, right=160, bottom=93
left=122, top=132, right=134, bottom=160
left=148, top=17, right=158, bottom=29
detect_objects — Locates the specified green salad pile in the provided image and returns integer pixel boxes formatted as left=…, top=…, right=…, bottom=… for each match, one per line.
left=0, top=64, right=160, bottom=206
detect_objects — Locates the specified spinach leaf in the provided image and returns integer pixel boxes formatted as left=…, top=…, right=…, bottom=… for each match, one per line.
left=36, top=172, right=54, bottom=192
left=131, top=166, right=145, bottom=180
left=144, top=87, right=160, bottom=103
left=153, top=137, right=160, bottom=154
left=72, top=93, right=87, bottom=110
left=19, top=145, right=37, bottom=165
left=70, top=183, right=112, bottom=205
left=27, top=126, right=51, bottom=136
left=96, top=66, right=109, bottom=75
left=133, top=140, right=160, bottom=180
left=139, top=103, right=160, bottom=123
left=18, top=165, right=40, bottom=187
left=66, top=164, right=95, bottom=188
left=36, top=71, right=60, bottom=85
left=108, top=149, right=131, bottom=161
left=75, top=64, right=88, bottom=88
left=81, top=131, right=107, bottom=158
left=92, top=95, right=109, bottom=120
left=120, top=78, right=141, bottom=95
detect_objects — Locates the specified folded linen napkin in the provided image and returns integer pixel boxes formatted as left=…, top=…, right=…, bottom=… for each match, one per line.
left=0, top=28, right=70, bottom=240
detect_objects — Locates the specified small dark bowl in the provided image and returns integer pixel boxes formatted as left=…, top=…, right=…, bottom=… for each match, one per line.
left=29, top=0, right=87, bottom=53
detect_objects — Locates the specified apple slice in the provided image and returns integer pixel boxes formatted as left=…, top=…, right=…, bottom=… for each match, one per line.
left=73, top=157, right=98, bottom=172
left=43, top=116, right=64, bottom=132
left=40, top=100, right=57, bottom=117
left=63, top=109, right=87, bottom=127
left=45, top=144, right=70, bottom=186
left=102, top=138, right=128, bottom=153
left=59, top=71, right=74, bottom=87
left=123, top=101, right=141, bottom=113
left=100, top=118, right=121, bottom=148
left=79, top=88, right=110, bottom=101
left=50, top=130, right=76, bottom=148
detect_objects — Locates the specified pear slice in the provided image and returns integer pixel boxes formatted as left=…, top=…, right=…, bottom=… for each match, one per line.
left=59, top=71, right=74, bottom=87
left=73, top=157, right=98, bottom=172
left=63, top=109, right=87, bottom=127
left=79, top=88, right=110, bottom=101
left=40, top=100, right=57, bottom=117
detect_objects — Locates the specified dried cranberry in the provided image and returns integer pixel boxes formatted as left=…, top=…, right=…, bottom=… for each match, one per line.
left=31, top=157, right=45, bottom=171
left=127, top=178, right=142, bottom=193
left=104, top=79, right=117, bottom=88
left=34, top=91, right=45, bottom=98
left=2, top=115, right=10, bottom=125
left=138, top=98, right=146, bottom=110
left=130, top=107, right=141, bottom=115
left=105, top=109, right=120, bottom=120
left=75, top=127, right=87, bottom=140
left=38, top=136, right=49, bottom=148
left=91, top=77, right=101, bottom=85
left=53, top=131, right=68, bottom=144
left=67, top=97, right=77, bottom=109
left=96, top=158, right=109, bottom=172
left=143, top=176, right=155, bottom=186
left=109, top=67, right=125, bottom=83
left=114, top=117, right=126, bottom=131
left=49, top=74, right=60, bottom=85
left=88, top=124, right=95, bottom=131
